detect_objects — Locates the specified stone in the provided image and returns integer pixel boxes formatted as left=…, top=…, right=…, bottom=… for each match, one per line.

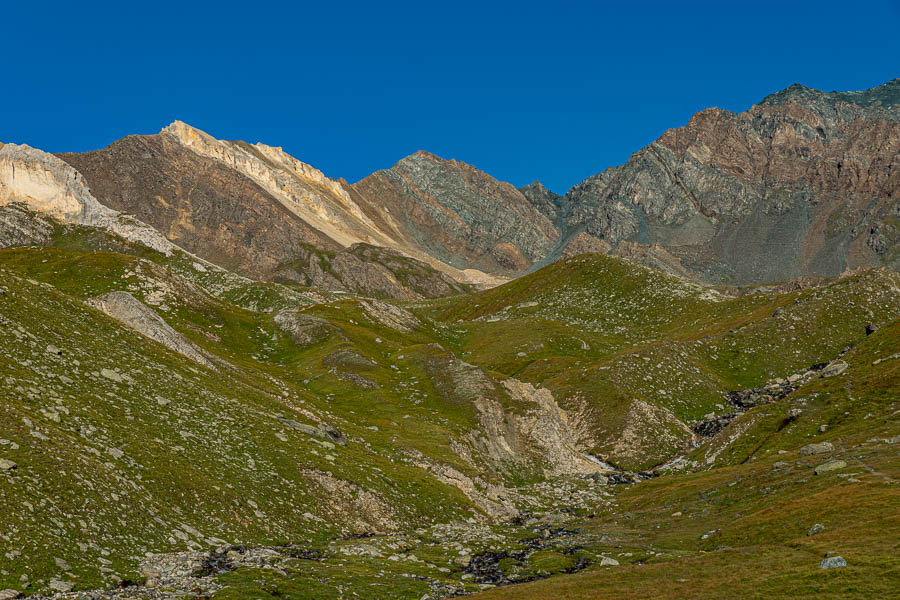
left=45, top=344, right=61, bottom=355
left=0, top=591, right=22, bottom=600
left=820, top=361, right=848, bottom=378
left=815, top=460, right=847, bottom=475
left=600, top=557, right=619, bottom=566
left=799, top=442, right=834, bottom=456
left=0, top=459, right=16, bottom=471
left=87, top=292, right=216, bottom=368
left=100, top=368, right=123, bottom=383
left=48, top=580, right=74, bottom=593
left=819, top=556, right=846, bottom=569
left=807, top=523, right=825, bottom=536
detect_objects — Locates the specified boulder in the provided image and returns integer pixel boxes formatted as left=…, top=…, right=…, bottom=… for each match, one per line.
left=815, top=460, right=847, bottom=475
left=819, top=556, right=846, bottom=569
left=799, top=442, right=834, bottom=456
left=807, top=523, right=825, bottom=536
left=819, top=361, right=848, bottom=378
left=48, top=580, right=74, bottom=593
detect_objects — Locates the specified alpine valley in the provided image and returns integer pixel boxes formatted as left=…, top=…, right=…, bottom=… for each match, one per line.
left=0, top=80, right=898, bottom=600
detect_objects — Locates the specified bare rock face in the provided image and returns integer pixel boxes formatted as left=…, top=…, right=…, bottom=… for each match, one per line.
left=0, top=144, right=177, bottom=255
left=566, top=79, right=900, bottom=285
left=520, top=181, right=565, bottom=226
left=59, top=133, right=467, bottom=299
left=0, top=203, right=53, bottom=248
left=352, top=151, right=559, bottom=275
left=86, top=291, right=216, bottom=368
left=274, top=311, right=343, bottom=346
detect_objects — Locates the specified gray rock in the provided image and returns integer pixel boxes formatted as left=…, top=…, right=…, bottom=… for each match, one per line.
left=45, top=344, right=61, bottom=355
left=599, top=557, right=620, bottom=566
left=100, top=368, right=123, bottom=383
left=0, top=590, right=22, bottom=600
left=815, top=460, right=847, bottom=475
left=799, top=442, right=834, bottom=456
left=88, top=292, right=216, bottom=368
left=48, top=579, right=74, bottom=592
left=819, top=556, right=846, bottom=569
left=0, top=459, right=16, bottom=471
left=820, top=361, right=848, bottom=378
left=807, top=523, right=825, bottom=536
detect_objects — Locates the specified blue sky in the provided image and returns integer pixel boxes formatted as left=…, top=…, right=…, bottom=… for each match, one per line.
left=2, top=1, right=898, bottom=193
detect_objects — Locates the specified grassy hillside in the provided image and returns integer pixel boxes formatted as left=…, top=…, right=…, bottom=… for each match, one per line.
left=473, top=320, right=900, bottom=599
left=0, top=242, right=897, bottom=598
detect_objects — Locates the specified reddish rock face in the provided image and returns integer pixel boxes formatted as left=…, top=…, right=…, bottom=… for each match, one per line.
left=58, top=135, right=468, bottom=299
left=566, top=79, right=900, bottom=285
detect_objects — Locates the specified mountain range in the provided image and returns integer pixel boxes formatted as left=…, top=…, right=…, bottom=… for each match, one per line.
left=0, top=80, right=898, bottom=599
left=3, top=79, right=897, bottom=298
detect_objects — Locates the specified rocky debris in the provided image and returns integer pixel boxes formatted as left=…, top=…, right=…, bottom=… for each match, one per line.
left=359, top=299, right=422, bottom=333
left=326, top=243, right=468, bottom=300
left=799, top=442, right=834, bottom=456
left=322, top=349, right=380, bottom=389
left=0, top=590, right=22, bottom=600
left=726, top=382, right=796, bottom=411
left=100, top=368, right=123, bottom=383
left=807, top=523, right=826, bottom=536
left=275, top=417, right=346, bottom=446
left=87, top=291, right=216, bottom=368
left=695, top=357, right=854, bottom=439
left=786, top=407, right=803, bottom=421
left=865, top=322, right=880, bottom=335
left=0, top=203, right=53, bottom=248
left=691, top=413, right=739, bottom=437
left=302, top=469, right=398, bottom=532
left=819, top=360, right=848, bottom=377
left=47, top=580, right=74, bottom=593
left=819, top=556, right=847, bottom=569
left=815, top=460, right=847, bottom=475
left=274, top=310, right=343, bottom=345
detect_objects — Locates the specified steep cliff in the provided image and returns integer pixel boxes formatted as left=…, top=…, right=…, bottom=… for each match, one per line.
left=566, top=79, right=900, bottom=284
left=57, top=129, right=470, bottom=298
left=352, top=151, right=559, bottom=274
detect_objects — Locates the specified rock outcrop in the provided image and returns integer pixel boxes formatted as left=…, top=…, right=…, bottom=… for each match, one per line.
left=28, top=79, right=900, bottom=292
left=565, top=79, right=900, bottom=285
left=352, top=151, right=559, bottom=274
left=86, top=291, right=216, bottom=368
left=58, top=130, right=469, bottom=298
left=0, top=144, right=177, bottom=255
